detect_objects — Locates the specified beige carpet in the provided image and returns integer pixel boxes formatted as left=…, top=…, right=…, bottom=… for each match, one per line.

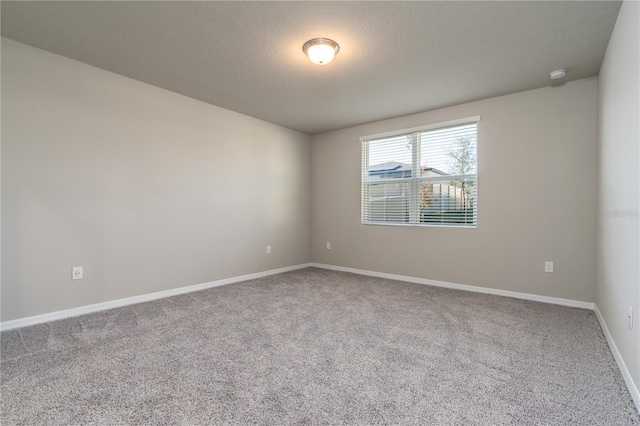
left=2, top=267, right=638, bottom=424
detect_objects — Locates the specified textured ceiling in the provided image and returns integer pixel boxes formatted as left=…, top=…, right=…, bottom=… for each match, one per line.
left=1, top=1, right=622, bottom=135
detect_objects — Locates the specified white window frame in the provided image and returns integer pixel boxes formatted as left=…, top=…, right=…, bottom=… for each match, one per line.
left=360, top=116, right=480, bottom=228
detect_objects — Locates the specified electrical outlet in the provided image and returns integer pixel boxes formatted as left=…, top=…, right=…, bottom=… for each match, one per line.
left=72, top=266, right=83, bottom=280
left=544, top=261, right=554, bottom=273
left=629, top=307, right=634, bottom=329
left=326, top=242, right=331, bottom=250
left=266, top=245, right=271, bottom=254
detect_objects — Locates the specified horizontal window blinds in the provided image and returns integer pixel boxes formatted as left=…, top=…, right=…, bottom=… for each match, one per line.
left=361, top=118, right=478, bottom=227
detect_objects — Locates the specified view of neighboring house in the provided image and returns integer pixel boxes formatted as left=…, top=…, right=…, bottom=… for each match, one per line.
left=366, top=161, right=474, bottom=224
left=368, top=161, right=448, bottom=180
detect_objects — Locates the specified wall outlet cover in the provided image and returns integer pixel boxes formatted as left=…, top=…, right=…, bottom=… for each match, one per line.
left=72, top=266, right=83, bottom=280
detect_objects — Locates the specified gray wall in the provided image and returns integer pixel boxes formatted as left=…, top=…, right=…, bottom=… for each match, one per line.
left=311, top=78, right=598, bottom=303
left=1, top=39, right=312, bottom=322
left=596, top=0, right=640, bottom=398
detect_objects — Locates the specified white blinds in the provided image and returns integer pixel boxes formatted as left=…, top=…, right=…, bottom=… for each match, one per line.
left=361, top=117, right=478, bottom=227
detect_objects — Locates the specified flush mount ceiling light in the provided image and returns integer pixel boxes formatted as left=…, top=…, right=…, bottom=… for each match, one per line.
left=549, top=69, right=567, bottom=80
left=303, top=38, right=340, bottom=65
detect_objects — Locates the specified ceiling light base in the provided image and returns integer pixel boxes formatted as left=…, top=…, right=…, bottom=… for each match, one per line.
left=549, top=69, right=567, bottom=80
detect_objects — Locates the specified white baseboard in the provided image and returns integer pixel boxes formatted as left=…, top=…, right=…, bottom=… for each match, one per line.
left=0, top=263, right=312, bottom=332
left=310, top=262, right=595, bottom=310
left=594, top=305, right=640, bottom=413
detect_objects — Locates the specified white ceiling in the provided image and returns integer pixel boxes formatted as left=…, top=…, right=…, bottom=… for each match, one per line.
left=1, top=1, right=621, bottom=135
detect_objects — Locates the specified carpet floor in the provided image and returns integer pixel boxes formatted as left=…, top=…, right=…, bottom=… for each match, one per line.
left=1, top=267, right=638, bottom=425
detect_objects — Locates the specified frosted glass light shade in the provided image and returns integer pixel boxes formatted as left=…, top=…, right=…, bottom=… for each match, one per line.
left=303, top=38, right=339, bottom=65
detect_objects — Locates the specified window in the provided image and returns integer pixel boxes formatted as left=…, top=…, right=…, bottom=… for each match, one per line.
left=361, top=116, right=479, bottom=227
